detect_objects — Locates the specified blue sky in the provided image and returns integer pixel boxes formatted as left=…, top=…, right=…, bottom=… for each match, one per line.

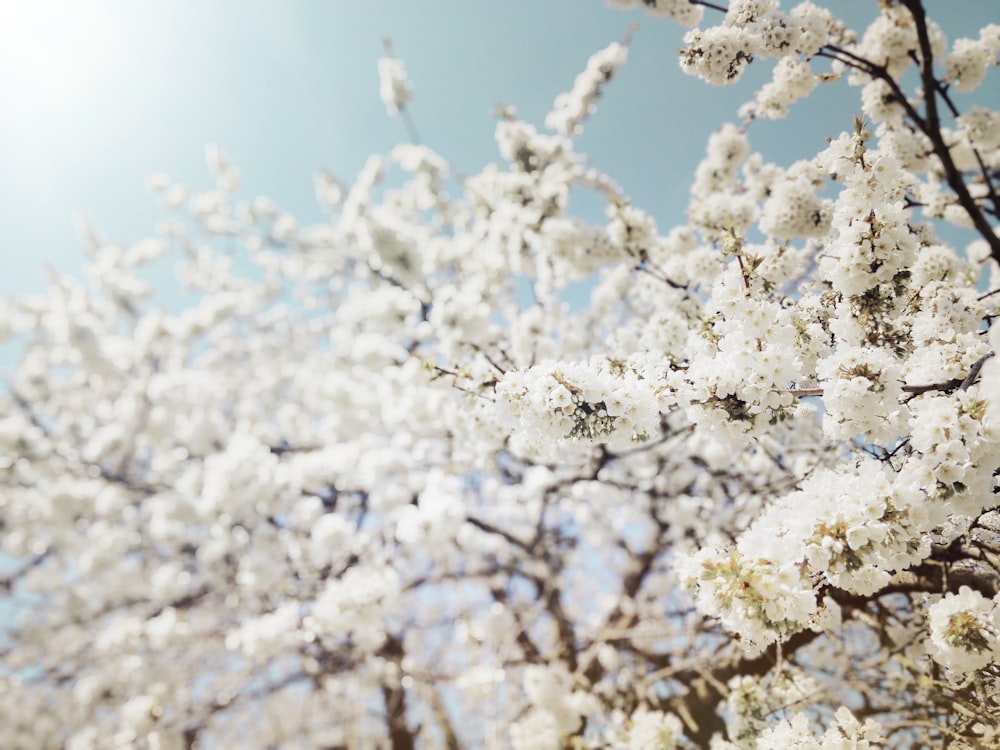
left=0, top=1, right=997, bottom=298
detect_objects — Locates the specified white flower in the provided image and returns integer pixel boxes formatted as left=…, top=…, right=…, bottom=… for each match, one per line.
left=928, top=586, right=1000, bottom=673
left=626, top=707, right=683, bottom=750
left=945, top=25, right=1000, bottom=92
left=377, top=56, right=412, bottom=116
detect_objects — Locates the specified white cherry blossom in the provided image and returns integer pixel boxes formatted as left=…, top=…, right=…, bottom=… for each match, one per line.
left=0, top=3, right=998, bottom=747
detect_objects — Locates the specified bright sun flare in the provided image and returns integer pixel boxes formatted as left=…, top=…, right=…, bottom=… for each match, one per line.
left=0, top=1, right=117, bottom=106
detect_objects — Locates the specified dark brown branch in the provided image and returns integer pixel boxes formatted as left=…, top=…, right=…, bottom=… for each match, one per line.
left=379, top=634, right=418, bottom=750
left=665, top=629, right=822, bottom=746
left=0, top=551, right=51, bottom=592
left=960, top=352, right=994, bottom=390
left=426, top=685, right=462, bottom=750
left=790, top=354, right=995, bottom=399
left=899, top=0, right=1000, bottom=261
left=930, top=78, right=1000, bottom=218
left=816, top=29, right=1000, bottom=263
left=466, top=516, right=531, bottom=552
left=690, top=0, right=729, bottom=13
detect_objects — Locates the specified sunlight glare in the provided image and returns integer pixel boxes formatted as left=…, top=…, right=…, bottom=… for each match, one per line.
left=0, top=1, right=119, bottom=109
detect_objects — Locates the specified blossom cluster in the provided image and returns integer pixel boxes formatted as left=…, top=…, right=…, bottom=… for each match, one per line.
left=680, top=0, right=844, bottom=86
left=0, top=2, right=998, bottom=748
left=493, top=356, right=670, bottom=456
left=377, top=55, right=413, bottom=116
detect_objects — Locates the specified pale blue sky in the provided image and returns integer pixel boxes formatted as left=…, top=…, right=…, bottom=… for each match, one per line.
left=0, top=1, right=997, bottom=297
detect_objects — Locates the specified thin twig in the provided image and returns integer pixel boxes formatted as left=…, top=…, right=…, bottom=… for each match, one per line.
left=690, top=0, right=729, bottom=13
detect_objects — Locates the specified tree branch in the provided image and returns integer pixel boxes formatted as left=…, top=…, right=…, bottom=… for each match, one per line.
left=900, top=0, right=1000, bottom=261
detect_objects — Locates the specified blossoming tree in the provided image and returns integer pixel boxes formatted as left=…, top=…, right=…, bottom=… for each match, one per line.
left=1, top=1, right=999, bottom=747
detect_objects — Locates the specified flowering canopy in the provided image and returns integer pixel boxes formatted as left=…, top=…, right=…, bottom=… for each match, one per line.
left=1, top=1, right=999, bottom=748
